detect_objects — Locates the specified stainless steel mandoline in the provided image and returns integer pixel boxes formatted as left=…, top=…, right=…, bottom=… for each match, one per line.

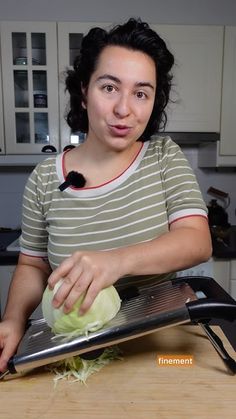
left=2, top=276, right=236, bottom=378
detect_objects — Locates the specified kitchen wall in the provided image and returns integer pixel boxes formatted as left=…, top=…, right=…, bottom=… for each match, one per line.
left=0, top=0, right=236, bottom=228
left=0, top=0, right=235, bottom=24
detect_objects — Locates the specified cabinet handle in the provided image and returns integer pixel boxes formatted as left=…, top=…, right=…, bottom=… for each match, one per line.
left=63, top=145, right=76, bottom=151
left=41, top=145, right=57, bottom=153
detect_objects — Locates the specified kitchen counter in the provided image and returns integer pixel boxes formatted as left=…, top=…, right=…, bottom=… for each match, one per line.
left=0, top=325, right=235, bottom=418
left=0, top=230, right=20, bottom=265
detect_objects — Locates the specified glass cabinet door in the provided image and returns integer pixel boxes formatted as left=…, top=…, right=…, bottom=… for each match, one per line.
left=57, top=22, right=108, bottom=151
left=0, top=52, right=5, bottom=154
left=1, top=22, right=59, bottom=154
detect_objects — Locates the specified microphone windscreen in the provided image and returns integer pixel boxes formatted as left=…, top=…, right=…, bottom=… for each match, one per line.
left=58, top=171, right=86, bottom=191
left=67, top=171, right=86, bottom=188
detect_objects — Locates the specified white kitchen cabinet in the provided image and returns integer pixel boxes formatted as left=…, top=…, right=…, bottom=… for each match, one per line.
left=0, top=22, right=59, bottom=155
left=0, top=53, right=5, bottom=154
left=220, top=27, right=236, bottom=156
left=230, top=260, right=236, bottom=300
left=151, top=25, right=223, bottom=133
left=212, top=259, right=230, bottom=293
left=177, top=258, right=230, bottom=293
left=0, top=22, right=228, bottom=161
left=198, top=26, right=236, bottom=167
left=0, top=265, right=42, bottom=319
left=57, top=21, right=108, bottom=151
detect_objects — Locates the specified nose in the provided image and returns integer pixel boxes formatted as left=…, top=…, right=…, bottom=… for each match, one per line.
left=113, top=93, right=131, bottom=118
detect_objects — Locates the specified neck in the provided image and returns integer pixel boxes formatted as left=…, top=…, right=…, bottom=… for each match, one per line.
left=64, top=138, right=143, bottom=188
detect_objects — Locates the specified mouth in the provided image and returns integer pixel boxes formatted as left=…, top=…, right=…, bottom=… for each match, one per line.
left=108, top=124, right=132, bottom=137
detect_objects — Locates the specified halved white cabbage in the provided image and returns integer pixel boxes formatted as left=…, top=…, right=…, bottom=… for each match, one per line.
left=42, top=279, right=121, bottom=336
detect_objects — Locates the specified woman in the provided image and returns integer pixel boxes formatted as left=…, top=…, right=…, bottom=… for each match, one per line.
left=0, top=18, right=212, bottom=372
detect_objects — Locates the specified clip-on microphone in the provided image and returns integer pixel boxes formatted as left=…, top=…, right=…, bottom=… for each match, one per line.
left=59, top=171, right=86, bottom=191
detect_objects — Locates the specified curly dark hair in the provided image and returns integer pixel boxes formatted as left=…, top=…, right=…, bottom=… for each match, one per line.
left=65, top=18, right=174, bottom=141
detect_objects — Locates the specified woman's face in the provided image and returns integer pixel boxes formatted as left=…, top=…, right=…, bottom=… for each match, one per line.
left=83, top=45, right=156, bottom=152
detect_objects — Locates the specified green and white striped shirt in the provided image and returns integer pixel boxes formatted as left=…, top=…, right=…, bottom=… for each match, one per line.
left=20, top=136, right=207, bottom=286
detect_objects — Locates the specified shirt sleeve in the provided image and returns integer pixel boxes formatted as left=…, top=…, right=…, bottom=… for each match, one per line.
left=20, top=163, right=49, bottom=257
left=159, top=136, right=208, bottom=224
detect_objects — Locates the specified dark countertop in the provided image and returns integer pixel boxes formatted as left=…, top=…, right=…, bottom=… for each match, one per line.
left=1, top=227, right=236, bottom=265
left=0, top=230, right=20, bottom=265
left=0, top=250, right=19, bottom=265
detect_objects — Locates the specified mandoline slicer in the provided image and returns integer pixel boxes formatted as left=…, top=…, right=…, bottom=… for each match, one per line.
left=1, top=276, right=236, bottom=379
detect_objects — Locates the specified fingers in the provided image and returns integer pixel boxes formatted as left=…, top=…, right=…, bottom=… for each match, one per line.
left=79, top=280, right=102, bottom=314
left=47, top=251, right=116, bottom=316
left=51, top=263, right=84, bottom=309
left=51, top=254, right=98, bottom=313
left=55, top=269, right=94, bottom=313
left=48, top=256, right=77, bottom=289
left=0, top=338, right=19, bottom=373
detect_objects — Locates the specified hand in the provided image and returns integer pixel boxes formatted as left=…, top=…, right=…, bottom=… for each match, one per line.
left=0, top=319, right=25, bottom=372
left=47, top=249, right=124, bottom=315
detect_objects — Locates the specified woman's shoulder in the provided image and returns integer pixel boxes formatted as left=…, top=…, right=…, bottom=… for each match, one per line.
left=26, top=155, right=60, bottom=193
left=147, top=135, right=181, bottom=157
left=31, top=155, right=58, bottom=178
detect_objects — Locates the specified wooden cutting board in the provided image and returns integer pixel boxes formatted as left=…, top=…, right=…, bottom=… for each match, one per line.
left=0, top=325, right=235, bottom=419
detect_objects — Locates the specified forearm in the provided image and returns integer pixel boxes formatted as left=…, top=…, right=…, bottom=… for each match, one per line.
left=117, top=224, right=212, bottom=278
left=47, top=217, right=212, bottom=314
left=3, top=261, right=49, bottom=325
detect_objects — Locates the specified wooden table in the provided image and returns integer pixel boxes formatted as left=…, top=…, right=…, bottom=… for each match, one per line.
left=0, top=325, right=235, bottom=419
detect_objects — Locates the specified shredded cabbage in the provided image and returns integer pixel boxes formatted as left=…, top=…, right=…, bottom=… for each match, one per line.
left=42, top=279, right=121, bottom=337
left=46, top=346, right=123, bottom=385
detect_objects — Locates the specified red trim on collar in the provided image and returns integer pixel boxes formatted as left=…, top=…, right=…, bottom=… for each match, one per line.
left=61, top=143, right=144, bottom=190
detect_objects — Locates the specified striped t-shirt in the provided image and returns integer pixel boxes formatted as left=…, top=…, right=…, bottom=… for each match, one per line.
left=20, top=136, right=207, bottom=287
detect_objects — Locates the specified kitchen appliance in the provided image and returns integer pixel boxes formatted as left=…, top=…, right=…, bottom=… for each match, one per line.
left=207, top=186, right=230, bottom=229
left=1, top=276, right=236, bottom=379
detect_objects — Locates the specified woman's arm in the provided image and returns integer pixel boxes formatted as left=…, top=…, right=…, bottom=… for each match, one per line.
left=0, top=254, right=51, bottom=372
left=48, top=215, right=212, bottom=315
left=121, top=216, right=212, bottom=276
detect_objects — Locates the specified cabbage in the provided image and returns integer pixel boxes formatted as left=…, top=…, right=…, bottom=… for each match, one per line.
left=42, top=279, right=121, bottom=337
left=47, top=346, right=123, bottom=385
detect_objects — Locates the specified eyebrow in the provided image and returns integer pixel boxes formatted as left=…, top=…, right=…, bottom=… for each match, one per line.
left=96, top=74, right=155, bottom=90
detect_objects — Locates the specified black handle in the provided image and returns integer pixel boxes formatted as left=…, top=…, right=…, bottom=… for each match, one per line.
left=174, top=276, right=236, bottom=353
left=186, top=299, right=236, bottom=323
left=200, top=323, right=236, bottom=375
left=41, top=145, right=57, bottom=153
left=63, top=145, right=76, bottom=151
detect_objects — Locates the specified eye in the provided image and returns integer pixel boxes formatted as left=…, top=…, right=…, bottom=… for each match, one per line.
left=136, top=91, right=147, bottom=99
left=103, top=84, right=116, bottom=93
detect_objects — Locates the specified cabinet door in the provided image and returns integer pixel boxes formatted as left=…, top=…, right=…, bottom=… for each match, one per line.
left=220, top=27, right=236, bottom=156
left=1, top=22, right=59, bottom=155
left=57, top=22, right=108, bottom=152
left=151, top=25, right=223, bottom=132
left=198, top=27, right=236, bottom=167
left=212, top=260, right=230, bottom=293
left=230, top=260, right=236, bottom=300
left=0, top=46, right=5, bottom=154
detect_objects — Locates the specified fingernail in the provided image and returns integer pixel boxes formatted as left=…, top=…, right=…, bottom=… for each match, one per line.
left=52, top=298, right=60, bottom=308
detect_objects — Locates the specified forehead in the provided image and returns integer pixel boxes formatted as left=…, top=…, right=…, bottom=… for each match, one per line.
left=93, top=45, right=156, bottom=83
